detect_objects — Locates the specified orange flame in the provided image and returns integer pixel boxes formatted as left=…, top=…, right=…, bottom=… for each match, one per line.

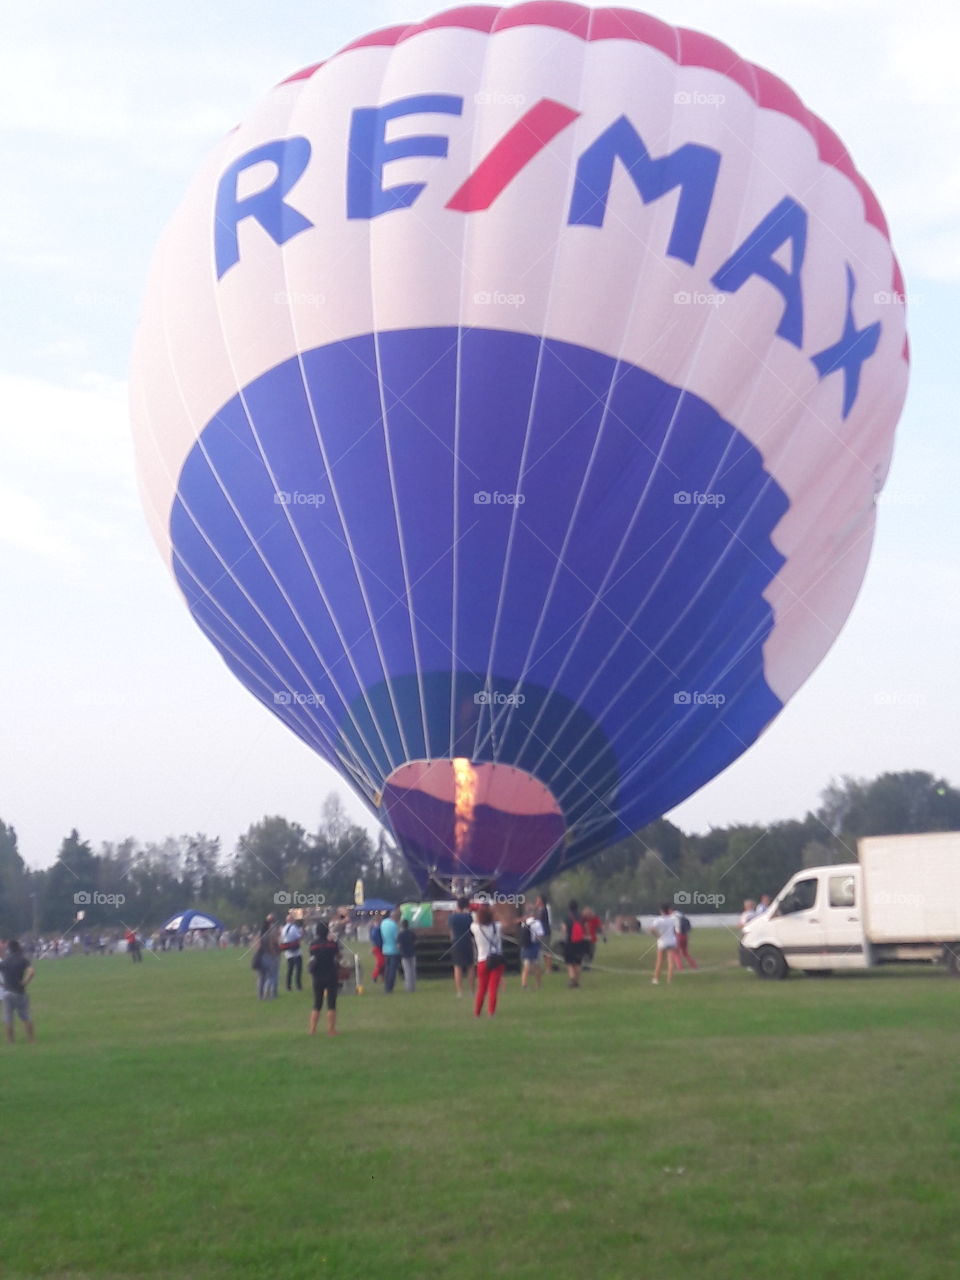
left=452, top=757, right=477, bottom=860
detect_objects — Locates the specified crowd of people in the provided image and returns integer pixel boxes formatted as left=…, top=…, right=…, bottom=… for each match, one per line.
left=3, top=890, right=759, bottom=1045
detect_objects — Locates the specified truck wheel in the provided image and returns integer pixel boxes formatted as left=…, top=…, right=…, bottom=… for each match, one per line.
left=944, top=945, right=960, bottom=977
left=756, top=947, right=788, bottom=980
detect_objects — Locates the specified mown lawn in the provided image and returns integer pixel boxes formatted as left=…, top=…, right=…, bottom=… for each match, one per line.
left=2, top=930, right=959, bottom=1279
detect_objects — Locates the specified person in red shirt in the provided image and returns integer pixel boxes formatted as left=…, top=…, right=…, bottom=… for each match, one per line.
left=582, top=907, right=604, bottom=969
left=124, top=928, right=142, bottom=963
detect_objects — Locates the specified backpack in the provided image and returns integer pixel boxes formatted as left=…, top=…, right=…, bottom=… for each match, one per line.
left=520, top=922, right=534, bottom=948
left=370, top=922, right=383, bottom=948
left=571, top=919, right=585, bottom=944
left=678, top=913, right=691, bottom=935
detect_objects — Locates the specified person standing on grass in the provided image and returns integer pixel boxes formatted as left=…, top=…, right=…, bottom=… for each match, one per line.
left=535, top=894, right=554, bottom=973
left=582, top=907, right=605, bottom=969
left=520, top=909, right=544, bottom=989
left=380, top=907, right=401, bottom=994
left=649, top=904, right=679, bottom=985
left=124, top=927, right=142, bottom=962
left=448, top=896, right=475, bottom=997
left=563, top=900, right=588, bottom=988
left=471, top=904, right=504, bottom=1017
left=398, top=916, right=417, bottom=992
left=308, top=921, right=340, bottom=1037
left=1, top=939, right=35, bottom=1044
left=369, top=912, right=386, bottom=984
left=256, top=914, right=281, bottom=999
left=674, top=910, right=697, bottom=970
left=280, top=911, right=303, bottom=991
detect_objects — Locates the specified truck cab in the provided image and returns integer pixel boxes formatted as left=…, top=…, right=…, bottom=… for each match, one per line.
left=740, top=864, right=867, bottom=978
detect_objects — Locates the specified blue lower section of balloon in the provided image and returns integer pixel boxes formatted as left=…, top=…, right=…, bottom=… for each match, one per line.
left=171, top=327, right=787, bottom=888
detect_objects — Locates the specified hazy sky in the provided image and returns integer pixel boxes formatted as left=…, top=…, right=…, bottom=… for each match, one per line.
left=2, top=0, right=957, bottom=869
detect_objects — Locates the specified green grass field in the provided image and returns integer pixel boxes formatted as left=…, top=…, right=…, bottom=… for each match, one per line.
left=2, top=931, right=959, bottom=1280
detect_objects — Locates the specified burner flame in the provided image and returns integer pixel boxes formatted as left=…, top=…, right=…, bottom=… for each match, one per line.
left=452, top=757, right=477, bottom=859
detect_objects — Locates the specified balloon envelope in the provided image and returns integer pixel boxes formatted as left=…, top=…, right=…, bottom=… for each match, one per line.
left=131, top=3, right=908, bottom=892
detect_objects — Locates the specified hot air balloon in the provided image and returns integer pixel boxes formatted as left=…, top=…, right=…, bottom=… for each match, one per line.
left=130, top=3, right=908, bottom=894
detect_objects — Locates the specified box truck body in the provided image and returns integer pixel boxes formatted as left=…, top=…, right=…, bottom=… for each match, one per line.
left=739, top=832, right=960, bottom=979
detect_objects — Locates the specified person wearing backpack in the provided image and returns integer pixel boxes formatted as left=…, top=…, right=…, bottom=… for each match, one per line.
left=369, top=913, right=386, bottom=984
left=519, top=909, right=544, bottom=990
left=563, top=900, right=587, bottom=988
left=675, top=909, right=697, bottom=970
left=471, top=904, right=505, bottom=1016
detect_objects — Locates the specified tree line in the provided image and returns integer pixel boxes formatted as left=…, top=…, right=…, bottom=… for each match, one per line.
left=0, top=771, right=957, bottom=937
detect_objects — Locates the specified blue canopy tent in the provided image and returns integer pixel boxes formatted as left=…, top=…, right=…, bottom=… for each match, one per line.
left=161, top=909, right=225, bottom=934
left=354, top=898, right=394, bottom=914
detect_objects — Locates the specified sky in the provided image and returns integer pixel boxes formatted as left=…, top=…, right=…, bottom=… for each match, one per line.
left=1, top=0, right=957, bottom=870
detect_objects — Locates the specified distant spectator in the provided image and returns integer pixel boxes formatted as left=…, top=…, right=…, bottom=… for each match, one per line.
left=448, top=897, right=475, bottom=997
left=582, top=907, right=605, bottom=969
left=1, top=939, right=35, bottom=1044
left=308, top=921, right=340, bottom=1036
left=739, top=899, right=758, bottom=930
left=380, top=908, right=401, bottom=994
left=536, top=894, right=554, bottom=973
left=369, top=913, right=386, bottom=985
left=330, top=910, right=350, bottom=942
left=649, top=904, right=679, bottom=985
left=280, top=912, right=303, bottom=991
left=520, top=910, right=544, bottom=990
left=755, top=894, right=772, bottom=916
left=471, top=904, right=504, bottom=1017
left=398, top=918, right=417, bottom=992
left=124, top=928, right=142, bottom=963
left=256, top=914, right=281, bottom=999
left=563, top=900, right=587, bottom=988
left=674, top=910, right=697, bottom=970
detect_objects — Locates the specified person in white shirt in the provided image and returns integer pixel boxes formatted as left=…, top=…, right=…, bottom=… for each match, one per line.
left=471, top=905, right=505, bottom=1017
left=739, top=899, right=758, bottom=930
left=649, top=904, right=679, bottom=985
left=280, top=913, right=304, bottom=991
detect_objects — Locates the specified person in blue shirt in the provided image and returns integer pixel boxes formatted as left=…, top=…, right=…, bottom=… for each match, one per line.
left=448, top=896, right=475, bottom=998
left=379, top=908, right=401, bottom=994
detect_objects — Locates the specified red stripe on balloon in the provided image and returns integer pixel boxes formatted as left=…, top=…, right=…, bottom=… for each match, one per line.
left=445, top=98, right=580, bottom=212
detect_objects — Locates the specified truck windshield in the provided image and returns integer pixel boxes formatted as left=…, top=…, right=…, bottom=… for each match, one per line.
left=778, top=877, right=818, bottom=915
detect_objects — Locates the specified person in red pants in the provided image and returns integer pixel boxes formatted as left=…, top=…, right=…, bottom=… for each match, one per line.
left=675, top=910, right=698, bottom=969
left=471, top=904, right=504, bottom=1016
left=369, top=913, right=386, bottom=983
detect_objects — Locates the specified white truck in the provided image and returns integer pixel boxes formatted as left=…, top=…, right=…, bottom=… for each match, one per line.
left=739, top=831, right=960, bottom=979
